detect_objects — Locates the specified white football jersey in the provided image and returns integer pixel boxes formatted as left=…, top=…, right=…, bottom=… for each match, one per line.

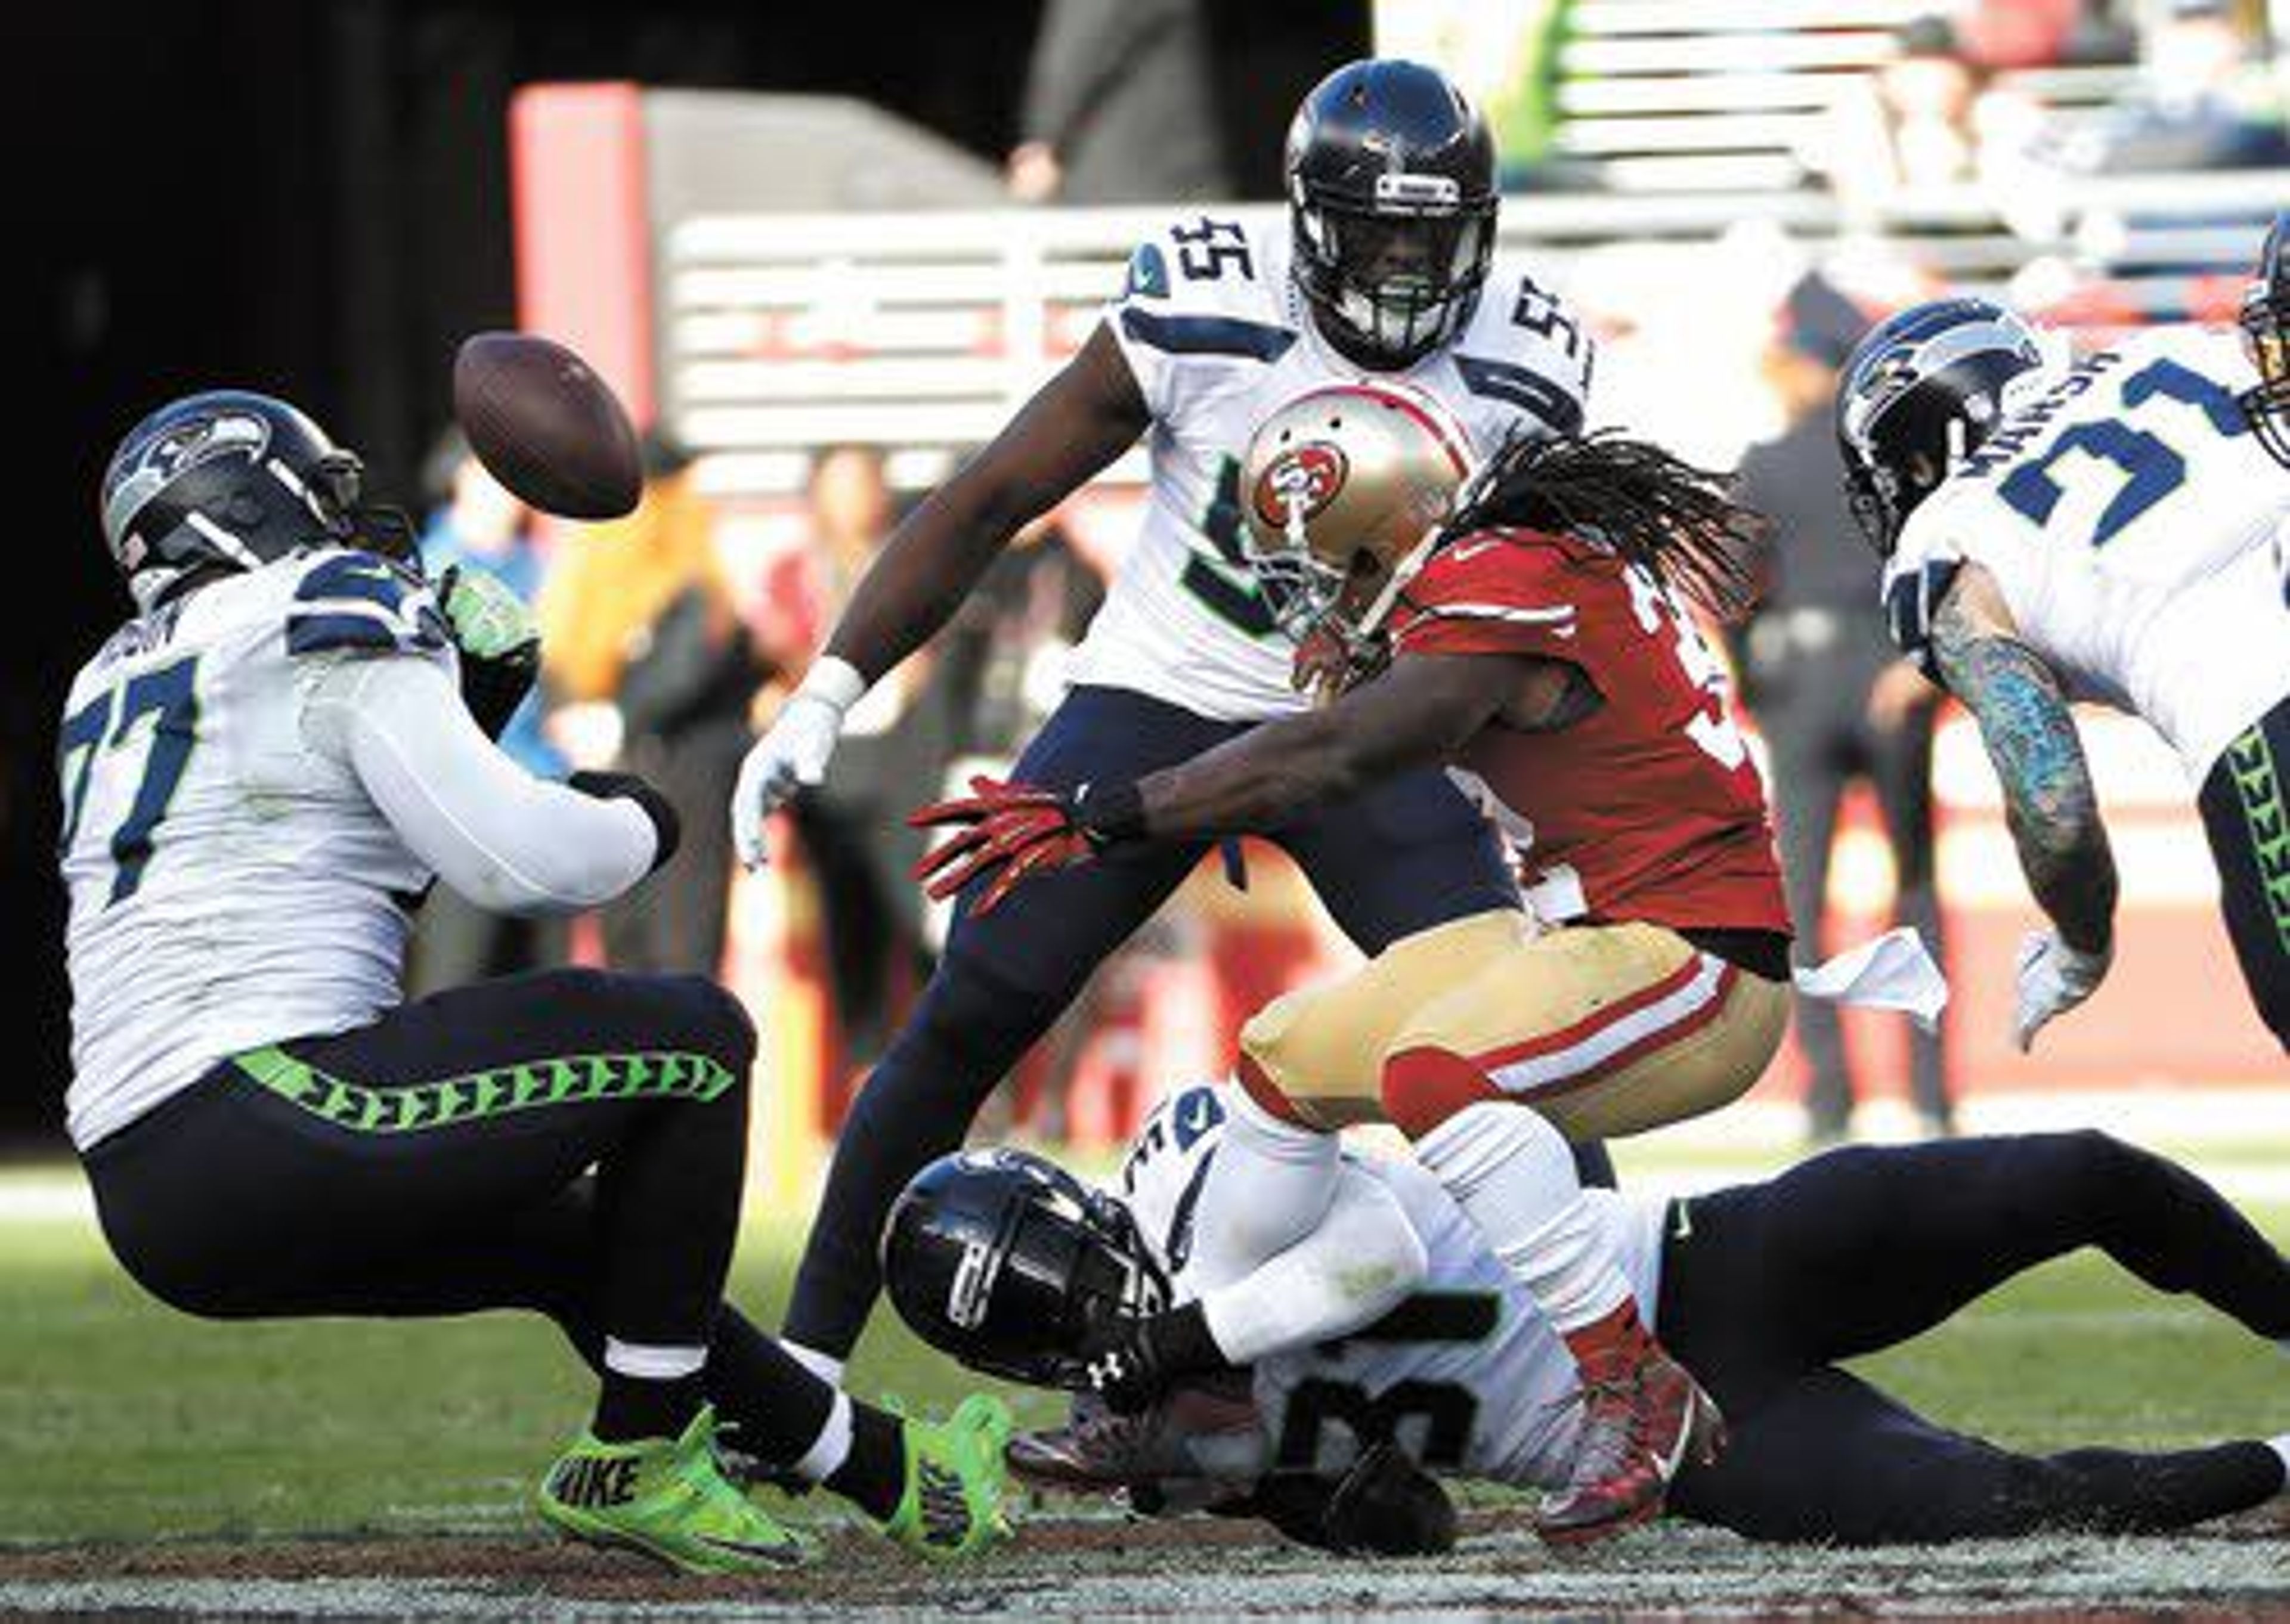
left=1117, top=1083, right=1667, bottom=1489
left=58, top=549, right=452, bottom=1150
left=1882, top=324, right=2290, bottom=782
left=1070, top=213, right=1597, bottom=721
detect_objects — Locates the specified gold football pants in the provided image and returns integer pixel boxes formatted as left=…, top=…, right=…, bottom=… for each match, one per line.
left=1236, top=909, right=1788, bottom=1140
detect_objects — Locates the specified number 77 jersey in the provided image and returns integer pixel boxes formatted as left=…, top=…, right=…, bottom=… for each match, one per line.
left=1882, top=324, right=2290, bottom=785
left=1067, top=212, right=1595, bottom=722
left=56, top=549, right=450, bottom=1151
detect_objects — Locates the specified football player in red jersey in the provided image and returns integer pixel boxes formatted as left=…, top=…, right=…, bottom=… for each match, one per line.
left=912, top=381, right=1797, bottom=1544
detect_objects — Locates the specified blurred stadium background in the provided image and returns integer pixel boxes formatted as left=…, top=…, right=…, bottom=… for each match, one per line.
left=10, top=1, right=2286, bottom=1198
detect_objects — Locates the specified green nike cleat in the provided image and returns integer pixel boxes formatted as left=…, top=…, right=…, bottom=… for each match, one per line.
left=536, top=1405, right=812, bottom=1575
left=880, top=1393, right=1018, bottom=1560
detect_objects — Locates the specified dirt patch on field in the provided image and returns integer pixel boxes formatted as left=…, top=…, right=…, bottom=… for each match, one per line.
left=1, top=1502, right=2283, bottom=1618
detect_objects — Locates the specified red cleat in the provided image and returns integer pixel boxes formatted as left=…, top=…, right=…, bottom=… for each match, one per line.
left=1535, top=1339, right=1725, bottom=1546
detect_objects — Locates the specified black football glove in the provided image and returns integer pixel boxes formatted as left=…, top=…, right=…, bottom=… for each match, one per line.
left=435, top=562, right=541, bottom=742
left=1251, top=1443, right=1458, bottom=1557
left=1075, top=1300, right=1228, bottom=1417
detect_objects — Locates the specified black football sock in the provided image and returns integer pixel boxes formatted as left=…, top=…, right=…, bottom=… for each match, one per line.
left=592, top=1371, right=707, bottom=1443
left=823, top=1404, right=909, bottom=1523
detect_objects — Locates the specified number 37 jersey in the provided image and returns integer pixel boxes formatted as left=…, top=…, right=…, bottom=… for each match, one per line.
left=1883, top=324, right=2290, bottom=782
left=1067, top=213, right=1596, bottom=721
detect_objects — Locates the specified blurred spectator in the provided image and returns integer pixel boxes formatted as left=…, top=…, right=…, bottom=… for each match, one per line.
left=1007, top=0, right=1232, bottom=204
left=785, top=447, right=974, bottom=1083
left=404, top=429, right=568, bottom=994
left=1732, top=272, right=1954, bottom=1144
left=540, top=431, right=766, bottom=977
left=2053, top=0, right=2289, bottom=172
left=1806, top=14, right=2045, bottom=220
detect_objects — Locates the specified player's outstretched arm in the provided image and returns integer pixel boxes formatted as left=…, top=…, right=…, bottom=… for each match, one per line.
left=731, top=323, right=1149, bottom=869
left=822, top=321, right=1149, bottom=684
left=314, top=655, right=671, bottom=914
left=1135, top=649, right=1551, bottom=839
left=1927, top=563, right=2118, bottom=1046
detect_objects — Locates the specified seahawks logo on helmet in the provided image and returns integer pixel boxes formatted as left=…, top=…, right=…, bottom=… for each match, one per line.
left=103, top=409, right=274, bottom=572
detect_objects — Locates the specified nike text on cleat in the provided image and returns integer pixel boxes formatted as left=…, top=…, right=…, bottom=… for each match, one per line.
left=535, top=1405, right=812, bottom=1575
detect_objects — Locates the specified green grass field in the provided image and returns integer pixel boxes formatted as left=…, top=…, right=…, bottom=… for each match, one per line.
left=0, top=1156, right=2281, bottom=1549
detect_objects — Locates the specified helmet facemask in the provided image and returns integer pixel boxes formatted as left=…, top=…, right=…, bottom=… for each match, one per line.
left=1293, top=184, right=1495, bottom=371
left=2239, top=274, right=2290, bottom=469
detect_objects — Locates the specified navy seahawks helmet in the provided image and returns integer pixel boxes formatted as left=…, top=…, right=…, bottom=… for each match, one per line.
left=1834, top=296, right=2052, bottom=555
left=99, top=390, right=411, bottom=609
left=881, top=1147, right=1166, bottom=1390
left=1286, top=59, right=1498, bottom=371
left=2238, top=210, right=2290, bottom=468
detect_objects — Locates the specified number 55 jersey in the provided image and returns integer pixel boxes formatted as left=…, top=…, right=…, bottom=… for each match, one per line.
left=1880, top=324, right=2290, bottom=786
left=1070, top=212, right=1596, bottom=721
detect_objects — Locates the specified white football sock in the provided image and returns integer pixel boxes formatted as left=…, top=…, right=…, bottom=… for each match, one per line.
left=793, top=1389, right=856, bottom=1484
left=602, top=1337, right=709, bottom=1381
left=783, top=1339, right=847, bottom=1388
left=1411, top=1101, right=1631, bottom=1334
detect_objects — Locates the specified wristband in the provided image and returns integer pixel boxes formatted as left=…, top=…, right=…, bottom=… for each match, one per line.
left=1075, top=780, right=1147, bottom=847
left=796, top=655, right=869, bottom=717
left=568, top=770, right=682, bottom=874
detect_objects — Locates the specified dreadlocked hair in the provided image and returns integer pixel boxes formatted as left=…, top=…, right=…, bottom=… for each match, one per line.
left=1445, top=429, right=1772, bottom=624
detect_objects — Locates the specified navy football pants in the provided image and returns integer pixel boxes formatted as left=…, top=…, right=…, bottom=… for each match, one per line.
left=1661, top=1132, right=2289, bottom=1542
left=785, top=684, right=1545, bottom=1359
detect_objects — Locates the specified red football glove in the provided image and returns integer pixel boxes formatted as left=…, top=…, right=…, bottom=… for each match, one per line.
left=911, top=776, right=1137, bottom=915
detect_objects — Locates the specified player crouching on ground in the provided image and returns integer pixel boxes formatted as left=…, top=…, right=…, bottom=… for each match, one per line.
left=58, top=392, right=1012, bottom=1573
left=884, top=1083, right=2290, bottom=1551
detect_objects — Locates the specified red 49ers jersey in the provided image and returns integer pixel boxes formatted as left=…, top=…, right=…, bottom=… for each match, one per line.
left=1389, top=528, right=1789, bottom=936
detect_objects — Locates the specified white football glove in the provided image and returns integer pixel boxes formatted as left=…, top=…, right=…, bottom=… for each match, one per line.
left=2011, top=929, right=2112, bottom=1052
left=729, top=656, right=868, bottom=870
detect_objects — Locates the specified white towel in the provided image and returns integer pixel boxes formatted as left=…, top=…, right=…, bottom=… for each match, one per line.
left=1791, top=925, right=1951, bottom=1033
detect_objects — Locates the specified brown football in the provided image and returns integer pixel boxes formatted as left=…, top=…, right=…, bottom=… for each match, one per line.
left=451, top=330, right=643, bottom=520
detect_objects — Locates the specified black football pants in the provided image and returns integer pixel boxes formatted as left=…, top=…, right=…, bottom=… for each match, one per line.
left=2198, top=692, right=2290, bottom=1049
left=80, top=968, right=841, bottom=1464
left=1658, top=1132, right=2289, bottom=1543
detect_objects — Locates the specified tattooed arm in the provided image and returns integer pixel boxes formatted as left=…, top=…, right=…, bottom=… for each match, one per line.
left=1926, top=563, right=2117, bottom=956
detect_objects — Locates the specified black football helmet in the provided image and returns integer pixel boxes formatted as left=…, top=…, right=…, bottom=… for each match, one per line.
left=99, top=390, right=414, bottom=609
left=1834, top=296, right=2053, bottom=556
left=881, top=1147, right=1167, bottom=1390
left=1286, top=58, right=1498, bottom=371
left=2238, top=210, right=2290, bottom=468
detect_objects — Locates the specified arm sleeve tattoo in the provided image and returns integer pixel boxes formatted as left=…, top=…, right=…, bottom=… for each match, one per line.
left=1928, top=588, right=2118, bottom=954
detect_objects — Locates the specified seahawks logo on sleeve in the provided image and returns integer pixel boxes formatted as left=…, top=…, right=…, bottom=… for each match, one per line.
left=286, top=551, right=449, bottom=659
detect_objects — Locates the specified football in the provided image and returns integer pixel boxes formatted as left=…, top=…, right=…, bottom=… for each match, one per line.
left=451, top=330, right=643, bottom=520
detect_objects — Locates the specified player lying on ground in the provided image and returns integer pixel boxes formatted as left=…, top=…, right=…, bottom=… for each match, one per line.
left=1835, top=210, right=2290, bottom=1051
left=886, top=1081, right=2290, bottom=1552
left=911, top=388, right=1939, bottom=1540
left=58, top=392, right=1011, bottom=1574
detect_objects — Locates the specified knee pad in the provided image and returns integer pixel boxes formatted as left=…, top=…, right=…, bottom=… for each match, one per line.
left=1381, top=1045, right=1502, bottom=1139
